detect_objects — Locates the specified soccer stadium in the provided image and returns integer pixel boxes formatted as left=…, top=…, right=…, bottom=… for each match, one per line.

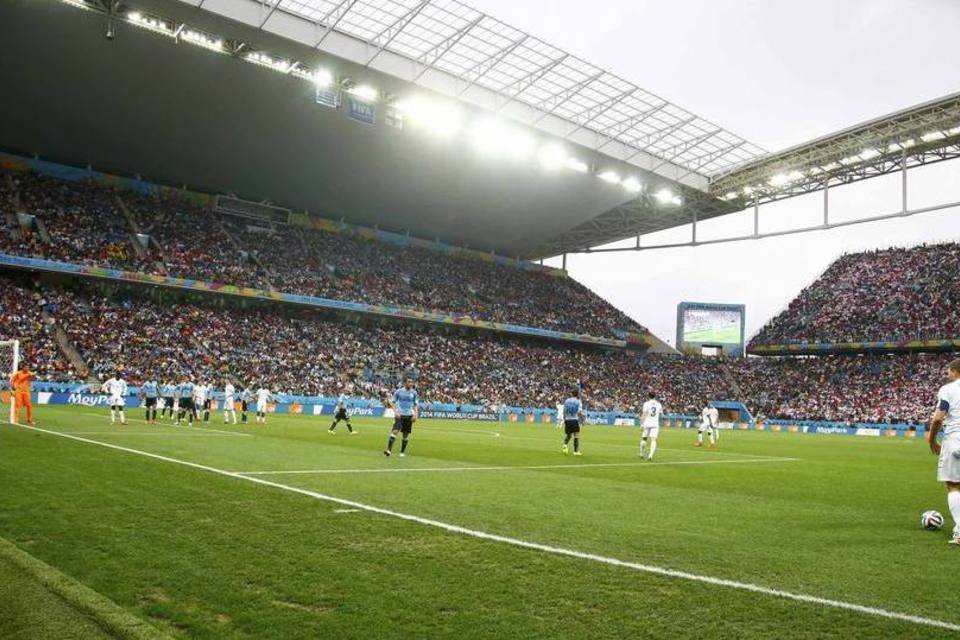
left=2, top=0, right=960, bottom=637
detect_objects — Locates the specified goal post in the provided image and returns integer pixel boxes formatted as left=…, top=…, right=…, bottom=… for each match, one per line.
left=0, top=340, right=20, bottom=424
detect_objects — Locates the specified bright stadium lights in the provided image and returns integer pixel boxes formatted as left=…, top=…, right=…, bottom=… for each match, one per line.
left=949, top=126, right=960, bottom=136
left=245, top=51, right=291, bottom=73
left=768, top=171, right=803, bottom=187
left=565, top=158, right=589, bottom=173
left=722, top=191, right=739, bottom=200
left=742, top=186, right=755, bottom=196
left=469, top=119, right=535, bottom=160
left=61, top=0, right=93, bottom=9
left=312, top=68, right=334, bottom=87
left=348, top=85, right=379, bottom=102
left=653, top=187, right=681, bottom=205
left=921, top=130, right=946, bottom=142
left=395, top=98, right=462, bottom=138
left=597, top=171, right=620, bottom=185
left=621, top=177, right=643, bottom=194
left=127, top=11, right=176, bottom=36
left=181, top=29, right=224, bottom=52
left=536, top=144, right=568, bottom=170
left=859, top=148, right=880, bottom=161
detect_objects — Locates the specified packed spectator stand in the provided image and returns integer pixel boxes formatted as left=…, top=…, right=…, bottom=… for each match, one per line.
left=2, top=168, right=959, bottom=426
left=2, top=278, right=955, bottom=424
left=0, top=170, right=642, bottom=340
left=750, top=243, right=960, bottom=346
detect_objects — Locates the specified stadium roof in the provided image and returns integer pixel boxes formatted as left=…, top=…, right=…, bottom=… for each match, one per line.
left=196, top=0, right=767, bottom=180
left=5, top=0, right=958, bottom=261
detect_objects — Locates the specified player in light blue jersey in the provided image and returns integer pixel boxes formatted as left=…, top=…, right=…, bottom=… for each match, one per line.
left=140, top=378, right=159, bottom=424
left=240, top=387, right=253, bottom=424
left=561, top=388, right=586, bottom=456
left=328, top=387, right=356, bottom=434
left=177, top=378, right=196, bottom=426
left=161, top=381, right=177, bottom=419
left=384, top=377, right=418, bottom=457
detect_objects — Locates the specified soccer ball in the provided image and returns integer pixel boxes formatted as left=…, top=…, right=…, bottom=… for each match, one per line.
left=920, top=510, right=944, bottom=531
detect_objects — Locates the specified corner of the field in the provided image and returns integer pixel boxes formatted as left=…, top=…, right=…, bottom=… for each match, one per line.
left=0, top=536, right=172, bottom=640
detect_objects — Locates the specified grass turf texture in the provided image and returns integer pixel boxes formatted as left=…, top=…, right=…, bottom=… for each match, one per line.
left=0, top=406, right=954, bottom=638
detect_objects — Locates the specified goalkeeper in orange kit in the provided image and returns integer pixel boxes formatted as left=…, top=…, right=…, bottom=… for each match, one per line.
left=10, top=363, right=35, bottom=425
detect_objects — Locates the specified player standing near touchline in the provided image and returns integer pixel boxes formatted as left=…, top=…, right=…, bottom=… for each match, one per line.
left=639, top=391, right=663, bottom=461
left=927, top=358, right=960, bottom=545
left=384, top=377, right=418, bottom=457
left=102, top=372, right=128, bottom=425
left=10, top=362, right=35, bottom=425
left=328, top=386, right=356, bottom=434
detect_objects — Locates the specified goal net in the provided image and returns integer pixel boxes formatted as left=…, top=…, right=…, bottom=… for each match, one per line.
left=0, top=340, right=20, bottom=424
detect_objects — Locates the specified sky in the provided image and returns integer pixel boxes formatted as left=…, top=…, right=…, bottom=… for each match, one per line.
left=467, top=0, right=960, bottom=345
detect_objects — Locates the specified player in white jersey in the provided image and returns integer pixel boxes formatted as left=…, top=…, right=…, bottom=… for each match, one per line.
left=639, top=391, right=663, bottom=461
left=555, top=403, right=564, bottom=429
left=328, top=388, right=356, bottom=434
left=696, top=403, right=720, bottom=448
left=255, top=387, right=272, bottom=424
left=927, top=358, right=960, bottom=544
left=222, top=381, right=237, bottom=425
left=194, top=382, right=210, bottom=424
left=101, top=373, right=128, bottom=425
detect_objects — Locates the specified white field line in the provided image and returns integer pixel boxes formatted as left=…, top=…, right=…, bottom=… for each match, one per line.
left=72, top=411, right=251, bottom=437
left=236, top=457, right=799, bottom=476
left=5, top=422, right=958, bottom=632
left=334, top=509, right=361, bottom=514
left=66, top=432, right=247, bottom=437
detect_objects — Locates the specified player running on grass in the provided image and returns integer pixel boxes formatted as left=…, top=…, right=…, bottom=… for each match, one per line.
left=927, top=358, right=960, bottom=545
left=696, top=402, right=720, bottom=448
left=561, top=388, right=585, bottom=456
left=639, top=391, right=663, bottom=461
left=384, top=377, right=418, bottom=457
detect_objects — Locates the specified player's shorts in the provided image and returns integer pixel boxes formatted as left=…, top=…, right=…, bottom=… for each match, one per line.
left=241, top=400, right=249, bottom=411
left=564, top=419, right=581, bottom=435
left=335, top=407, right=348, bottom=421
left=14, top=391, right=30, bottom=406
left=163, top=396, right=175, bottom=408
left=642, top=426, right=660, bottom=439
left=256, top=401, right=267, bottom=412
left=938, top=434, right=960, bottom=482
left=203, top=399, right=211, bottom=410
left=144, top=397, right=158, bottom=408
left=224, top=398, right=234, bottom=409
left=179, top=398, right=195, bottom=411
left=109, top=395, right=124, bottom=407
left=396, top=415, right=414, bottom=435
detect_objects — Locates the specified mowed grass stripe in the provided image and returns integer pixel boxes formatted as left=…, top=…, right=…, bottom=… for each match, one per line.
left=7, top=420, right=958, bottom=633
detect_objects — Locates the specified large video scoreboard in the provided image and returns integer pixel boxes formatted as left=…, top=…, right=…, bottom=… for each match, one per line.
left=676, top=302, right=746, bottom=357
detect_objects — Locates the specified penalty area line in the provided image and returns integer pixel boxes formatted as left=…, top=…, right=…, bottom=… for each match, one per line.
left=8, top=422, right=959, bottom=633
left=236, top=457, right=799, bottom=475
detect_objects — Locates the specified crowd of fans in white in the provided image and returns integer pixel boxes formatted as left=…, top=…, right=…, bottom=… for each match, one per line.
left=2, top=280, right=955, bottom=424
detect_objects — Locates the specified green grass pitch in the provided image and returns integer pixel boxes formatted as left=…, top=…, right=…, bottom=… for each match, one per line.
left=0, top=405, right=956, bottom=638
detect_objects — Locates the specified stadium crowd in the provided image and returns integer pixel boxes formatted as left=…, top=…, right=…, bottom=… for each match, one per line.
left=751, top=243, right=960, bottom=345
left=0, top=170, right=641, bottom=339
left=0, top=283, right=80, bottom=380
left=4, top=280, right=954, bottom=424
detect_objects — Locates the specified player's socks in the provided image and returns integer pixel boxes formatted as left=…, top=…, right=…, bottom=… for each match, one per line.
left=573, top=437, right=580, bottom=454
left=401, top=437, right=409, bottom=454
left=346, top=423, right=354, bottom=433
left=639, top=440, right=646, bottom=458
left=948, top=491, right=960, bottom=538
left=708, top=431, right=715, bottom=445
left=387, top=434, right=396, bottom=451
left=648, top=440, right=658, bottom=460
left=697, top=430, right=704, bottom=444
